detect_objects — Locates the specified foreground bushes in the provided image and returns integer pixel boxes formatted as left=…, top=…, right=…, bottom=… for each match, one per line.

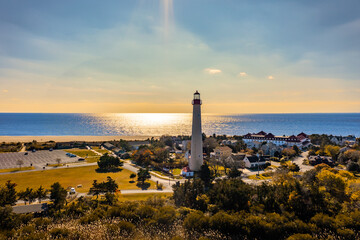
left=1, top=166, right=360, bottom=239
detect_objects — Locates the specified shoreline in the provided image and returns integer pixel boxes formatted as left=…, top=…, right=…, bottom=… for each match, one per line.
left=0, top=136, right=159, bottom=143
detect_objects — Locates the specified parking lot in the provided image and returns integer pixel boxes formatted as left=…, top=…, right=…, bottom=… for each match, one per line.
left=0, top=150, right=76, bottom=169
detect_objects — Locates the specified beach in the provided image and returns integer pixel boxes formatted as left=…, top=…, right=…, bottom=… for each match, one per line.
left=0, top=135, right=158, bottom=143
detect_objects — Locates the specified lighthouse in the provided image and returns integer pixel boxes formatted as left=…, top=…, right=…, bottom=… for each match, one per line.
left=190, top=90, right=203, bottom=171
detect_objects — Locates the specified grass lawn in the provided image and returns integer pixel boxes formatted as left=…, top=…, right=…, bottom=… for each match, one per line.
left=96, top=149, right=111, bottom=155
left=65, top=148, right=100, bottom=163
left=0, top=166, right=34, bottom=173
left=0, top=165, right=156, bottom=193
left=85, top=156, right=100, bottom=163
left=91, top=146, right=111, bottom=155
left=65, top=149, right=98, bottom=158
left=248, top=172, right=273, bottom=180
left=118, top=192, right=172, bottom=201
left=172, top=168, right=181, bottom=175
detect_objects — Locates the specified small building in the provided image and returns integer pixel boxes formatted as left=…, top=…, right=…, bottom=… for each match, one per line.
left=243, top=155, right=267, bottom=169
left=225, top=153, right=246, bottom=168
left=181, top=166, right=194, bottom=177
left=128, top=141, right=150, bottom=150
left=102, top=142, right=115, bottom=150
left=213, top=146, right=232, bottom=160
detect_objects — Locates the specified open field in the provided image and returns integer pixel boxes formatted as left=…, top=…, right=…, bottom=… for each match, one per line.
left=0, top=136, right=157, bottom=143
left=0, top=165, right=156, bottom=193
left=0, top=166, right=34, bottom=173
left=91, top=146, right=111, bottom=155
left=64, top=148, right=100, bottom=163
left=64, top=149, right=98, bottom=158
left=118, top=192, right=172, bottom=201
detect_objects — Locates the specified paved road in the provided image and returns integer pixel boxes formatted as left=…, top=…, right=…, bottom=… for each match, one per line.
left=122, top=161, right=184, bottom=191
left=292, top=151, right=314, bottom=172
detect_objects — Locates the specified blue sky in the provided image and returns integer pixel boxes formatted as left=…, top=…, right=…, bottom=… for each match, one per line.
left=0, top=0, right=359, bottom=113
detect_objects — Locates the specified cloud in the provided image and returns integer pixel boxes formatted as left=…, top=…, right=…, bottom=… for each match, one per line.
left=204, top=68, right=222, bottom=75
left=267, top=75, right=274, bottom=80
left=238, top=72, right=247, bottom=77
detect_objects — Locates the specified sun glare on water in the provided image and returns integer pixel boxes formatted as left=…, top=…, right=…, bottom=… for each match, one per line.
left=120, top=113, right=187, bottom=127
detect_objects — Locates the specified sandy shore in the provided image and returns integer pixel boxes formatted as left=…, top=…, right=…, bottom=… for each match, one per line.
left=0, top=136, right=159, bottom=143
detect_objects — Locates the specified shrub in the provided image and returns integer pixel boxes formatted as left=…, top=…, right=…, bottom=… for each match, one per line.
left=106, top=221, right=135, bottom=236
left=136, top=205, right=156, bottom=219
left=209, top=211, right=237, bottom=234
left=19, top=225, right=36, bottom=235
left=336, top=228, right=355, bottom=240
left=32, top=217, right=51, bottom=229
left=286, top=233, right=314, bottom=240
left=183, top=211, right=209, bottom=232
left=156, top=206, right=177, bottom=226
left=346, top=161, right=360, bottom=172
left=50, top=228, right=71, bottom=238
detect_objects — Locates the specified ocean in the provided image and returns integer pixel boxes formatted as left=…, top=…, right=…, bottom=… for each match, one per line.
left=0, top=113, right=359, bottom=137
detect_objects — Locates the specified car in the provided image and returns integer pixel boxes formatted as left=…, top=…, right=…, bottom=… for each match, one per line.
left=78, top=158, right=85, bottom=161
left=49, top=148, right=53, bottom=151
left=32, top=149, right=36, bottom=152
left=69, top=188, right=76, bottom=194
left=24, top=152, right=28, bottom=155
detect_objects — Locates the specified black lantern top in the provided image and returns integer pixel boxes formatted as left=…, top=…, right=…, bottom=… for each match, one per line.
left=192, top=90, right=201, bottom=105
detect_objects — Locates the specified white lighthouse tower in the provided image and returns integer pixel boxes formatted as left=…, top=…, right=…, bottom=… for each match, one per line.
left=190, top=90, right=203, bottom=171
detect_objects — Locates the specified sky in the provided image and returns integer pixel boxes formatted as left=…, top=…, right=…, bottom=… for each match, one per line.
left=0, top=0, right=359, bottom=113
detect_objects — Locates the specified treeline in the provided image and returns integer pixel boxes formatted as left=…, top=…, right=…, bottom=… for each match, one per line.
left=0, top=142, right=22, bottom=153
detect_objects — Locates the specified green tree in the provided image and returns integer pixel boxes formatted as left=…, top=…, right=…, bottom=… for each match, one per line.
left=289, top=163, right=300, bottom=172
left=198, top=163, right=214, bottom=188
left=50, top=182, right=67, bottom=210
left=172, top=179, right=206, bottom=210
left=97, top=153, right=123, bottom=170
left=16, top=159, right=24, bottom=169
left=208, top=179, right=252, bottom=211
left=104, top=176, right=118, bottom=193
left=227, top=167, right=242, bottom=178
left=18, top=187, right=35, bottom=205
left=129, top=173, right=136, bottom=182
left=36, top=185, right=48, bottom=203
left=137, top=168, right=151, bottom=185
left=292, top=145, right=300, bottom=155
left=324, top=145, right=340, bottom=161
left=0, top=181, right=17, bottom=207
left=153, top=147, right=169, bottom=163
left=89, top=180, right=101, bottom=199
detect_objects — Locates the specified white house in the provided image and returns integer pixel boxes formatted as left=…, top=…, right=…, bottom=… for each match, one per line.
left=243, top=155, right=267, bottom=169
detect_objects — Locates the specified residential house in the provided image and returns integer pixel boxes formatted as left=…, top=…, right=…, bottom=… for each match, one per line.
left=308, top=155, right=334, bottom=167
left=213, top=146, right=233, bottom=160
left=243, top=155, right=268, bottom=169
left=181, top=166, right=194, bottom=177
left=224, top=153, right=246, bottom=168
